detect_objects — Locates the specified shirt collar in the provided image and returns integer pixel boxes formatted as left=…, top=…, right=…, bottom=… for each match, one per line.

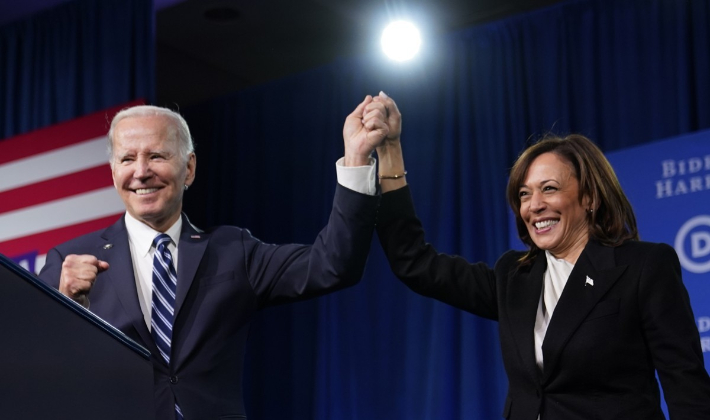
left=545, top=250, right=574, bottom=271
left=124, top=212, right=183, bottom=256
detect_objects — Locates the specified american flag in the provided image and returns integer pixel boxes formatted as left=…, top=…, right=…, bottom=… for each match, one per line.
left=0, top=101, right=141, bottom=273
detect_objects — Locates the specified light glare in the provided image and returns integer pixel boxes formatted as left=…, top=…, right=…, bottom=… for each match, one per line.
left=381, top=21, right=421, bottom=61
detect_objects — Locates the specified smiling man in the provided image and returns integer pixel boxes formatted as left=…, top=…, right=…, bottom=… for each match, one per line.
left=110, top=110, right=196, bottom=233
left=38, top=99, right=390, bottom=419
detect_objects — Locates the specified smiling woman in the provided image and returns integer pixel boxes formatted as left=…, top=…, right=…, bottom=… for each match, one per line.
left=371, top=94, right=710, bottom=420
left=516, top=152, right=590, bottom=263
left=506, top=134, right=639, bottom=267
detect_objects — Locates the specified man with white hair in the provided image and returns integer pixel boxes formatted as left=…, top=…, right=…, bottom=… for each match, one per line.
left=39, top=94, right=394, bottom=419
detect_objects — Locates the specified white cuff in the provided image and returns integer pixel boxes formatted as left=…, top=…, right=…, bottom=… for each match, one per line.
left=336, top=157, right=377, bottom=196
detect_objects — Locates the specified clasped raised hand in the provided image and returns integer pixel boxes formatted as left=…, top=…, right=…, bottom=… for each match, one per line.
left=343, top=92, right=401, bottom=166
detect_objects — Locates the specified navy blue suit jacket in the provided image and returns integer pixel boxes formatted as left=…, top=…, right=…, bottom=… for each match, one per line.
left=39, top=185, right=378, bottom=419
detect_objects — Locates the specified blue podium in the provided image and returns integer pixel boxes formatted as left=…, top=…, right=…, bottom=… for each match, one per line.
left=0, top=254, right=154, bottom=419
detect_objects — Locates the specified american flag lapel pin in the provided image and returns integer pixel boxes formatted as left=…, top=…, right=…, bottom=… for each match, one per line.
left=585, top=276, right=594, bottom=287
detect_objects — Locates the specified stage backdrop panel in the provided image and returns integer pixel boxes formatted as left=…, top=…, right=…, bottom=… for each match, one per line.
left=0, top=101, right=141, bottom=273
left=607, top=129, right=710, bottom=370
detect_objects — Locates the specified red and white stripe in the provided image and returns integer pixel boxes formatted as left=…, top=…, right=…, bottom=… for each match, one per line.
left=0, top=101, right=142, bottom=273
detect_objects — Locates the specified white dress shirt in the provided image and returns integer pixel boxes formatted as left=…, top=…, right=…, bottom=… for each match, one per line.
left=335, top=157, right=377, bottom=196
left=124, top=211, right=182, bottom=330
left=534, top=250, right=574, bottom=371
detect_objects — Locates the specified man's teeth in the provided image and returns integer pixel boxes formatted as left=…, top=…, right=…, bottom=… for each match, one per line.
left=135, top=188, right=158, bottom=195
left=535, top=220, right=558, bottom=229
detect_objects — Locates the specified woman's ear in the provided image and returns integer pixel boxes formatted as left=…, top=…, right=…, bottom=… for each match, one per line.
left=582, top=193, right=594, bottom=214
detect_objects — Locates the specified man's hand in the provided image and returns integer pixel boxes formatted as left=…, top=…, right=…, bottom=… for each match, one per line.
left=58, top=254, right=109, bottom=307
left=343, top=93, right=392, bottom=166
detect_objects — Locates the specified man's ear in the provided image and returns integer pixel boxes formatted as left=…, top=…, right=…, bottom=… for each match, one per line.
left=185, top=153, right=196, bottom=187
left=111, top=163, right=118, bottom=190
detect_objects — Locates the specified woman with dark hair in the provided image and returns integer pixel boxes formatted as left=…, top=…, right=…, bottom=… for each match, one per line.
left=370, top=94, right=710, bottom=419
left=505, top=134, right=639, bottom=267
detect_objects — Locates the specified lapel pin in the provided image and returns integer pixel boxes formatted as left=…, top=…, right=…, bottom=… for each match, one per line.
left=191, top=235, right=201, bottom=239
left=585, top=276, right=594, bottom=287
left=103, top=244, right=113, bottom=250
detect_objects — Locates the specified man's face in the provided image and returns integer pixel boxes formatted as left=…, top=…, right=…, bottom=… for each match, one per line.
left=111, top=114, right=196, bottom=232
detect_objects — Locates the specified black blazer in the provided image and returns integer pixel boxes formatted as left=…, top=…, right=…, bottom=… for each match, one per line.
left=377, top=186, right=710, bottom=420
left=39, top=185, right=378, bottom=420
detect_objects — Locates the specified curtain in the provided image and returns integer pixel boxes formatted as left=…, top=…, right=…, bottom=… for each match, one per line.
left=182, top=0, right=710, bottom=418
left=0, top=0, right=154, bottom=139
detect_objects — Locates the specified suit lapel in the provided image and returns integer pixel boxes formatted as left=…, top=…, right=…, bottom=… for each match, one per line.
left=100, top=215, right=209, bottom=362
left=507, top=254, right=547, bottom=382
left=99, top=217, right=156, bottom=352
left=174, top=217, right=209, bottom=320
left=540, top=241, right=628, bottom=384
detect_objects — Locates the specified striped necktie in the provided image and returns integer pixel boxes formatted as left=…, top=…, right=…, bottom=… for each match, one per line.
left=151, top=234, right=184, bottom=419
left=151, top=233, right=177, bottom=364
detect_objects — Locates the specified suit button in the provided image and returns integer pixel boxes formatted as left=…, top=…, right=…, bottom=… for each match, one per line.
left=170, top=376, right=179, bottom=384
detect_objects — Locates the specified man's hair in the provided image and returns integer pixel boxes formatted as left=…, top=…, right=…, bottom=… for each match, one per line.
left=107, top=105, right=195, bottom=167
left=506, top=134, right=639, bottom=266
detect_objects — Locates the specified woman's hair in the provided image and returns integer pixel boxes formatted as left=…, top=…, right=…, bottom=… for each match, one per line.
left=506, top=134, right=639, bottom=266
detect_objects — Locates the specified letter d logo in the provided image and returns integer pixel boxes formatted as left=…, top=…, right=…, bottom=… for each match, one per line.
left=676, top=215, right=710, bottom=273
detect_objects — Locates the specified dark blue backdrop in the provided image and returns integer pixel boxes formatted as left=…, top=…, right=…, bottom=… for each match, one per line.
left=182, top=0, right=710, bottom=418
left=2, top=0, right=710, bottom=418
left=0, top=0, right=153, bottom=139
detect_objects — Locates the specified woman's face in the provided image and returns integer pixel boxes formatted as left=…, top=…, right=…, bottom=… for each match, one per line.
left=518, top=152, right=591, bottom=263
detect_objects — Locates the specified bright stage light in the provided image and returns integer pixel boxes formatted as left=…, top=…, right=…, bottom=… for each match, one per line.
left=381, top=21, right=421, bottom=61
